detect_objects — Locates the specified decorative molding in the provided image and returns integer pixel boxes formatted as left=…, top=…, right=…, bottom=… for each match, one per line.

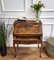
left=41, top=8, right=54, bottom=12
left=40, top=16, right=54, bottom=19
left=1, top=0, right=26, bottom=12
left=32, top=0, right=54, bottom=12
left=0, top=16, right=54, bottom=19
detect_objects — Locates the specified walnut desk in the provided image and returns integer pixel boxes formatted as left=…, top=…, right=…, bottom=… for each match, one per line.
left=13, top=21, right=43, bottom=57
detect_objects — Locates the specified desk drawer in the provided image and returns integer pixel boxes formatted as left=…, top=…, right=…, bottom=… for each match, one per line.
left=13, top=38, right=42, bottom=44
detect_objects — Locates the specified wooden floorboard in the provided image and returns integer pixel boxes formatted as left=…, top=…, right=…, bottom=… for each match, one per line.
left=0, top=47, right=54, bottom=60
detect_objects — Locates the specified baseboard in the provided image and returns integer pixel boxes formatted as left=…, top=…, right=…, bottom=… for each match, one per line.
left=7, top=41, right=47, bottom=48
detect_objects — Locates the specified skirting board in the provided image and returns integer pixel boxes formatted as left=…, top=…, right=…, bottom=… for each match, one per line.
left=7, top=41, right=46, bottom=48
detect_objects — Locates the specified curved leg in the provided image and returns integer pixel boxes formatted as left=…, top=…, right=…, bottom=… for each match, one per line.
left=13, top=43, right=16, bottom=57
left=17, top=44, right=18, bottom=48
left=38, top=44, right=39, bottom=48
left=40, top=41, right=42, bottom=58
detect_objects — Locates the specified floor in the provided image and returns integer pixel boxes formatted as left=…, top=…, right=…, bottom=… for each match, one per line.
left=0, top=47, right=54, bottom=60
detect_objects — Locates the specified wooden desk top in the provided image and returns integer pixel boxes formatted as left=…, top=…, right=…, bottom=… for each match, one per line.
left=13, top=21, right=42, bottom=37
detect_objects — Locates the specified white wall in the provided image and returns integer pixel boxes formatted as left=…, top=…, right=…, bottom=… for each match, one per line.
left=0, top=0, right=54, bottom=47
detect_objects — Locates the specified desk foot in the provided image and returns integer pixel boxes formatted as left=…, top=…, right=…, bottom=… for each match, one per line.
left=14, top=54, right=16, bottom=57
left=40, top=55, right=42, bottom=58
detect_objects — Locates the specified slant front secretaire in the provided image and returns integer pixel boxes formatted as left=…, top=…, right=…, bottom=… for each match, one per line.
left=13, top=20, right=43, bottom=57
